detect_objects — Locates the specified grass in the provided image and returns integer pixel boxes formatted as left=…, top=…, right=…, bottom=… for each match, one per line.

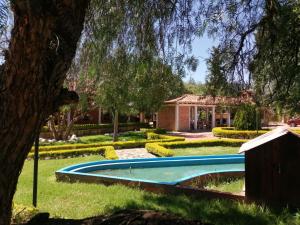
left=40, top=131, right=147, bottom=146
left=77, top=131, right=147, bottom=144
left=205, top=178, right=245, bottom=193
left=14, top=156, right=300, bottom=225
left=172, top=146, right=240, bottom=156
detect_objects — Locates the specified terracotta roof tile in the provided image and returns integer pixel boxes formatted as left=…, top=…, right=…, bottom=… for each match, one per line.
left=164, top=94, right=253, bottom=106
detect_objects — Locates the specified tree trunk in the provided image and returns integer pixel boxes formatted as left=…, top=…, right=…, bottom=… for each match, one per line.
left=139, top=112, right=145, bottom=123
left=48, top=116, right=59, bottom=140
left=0, top=1, right=89, bottom=224
left=113, top=110, right=119, bottom=142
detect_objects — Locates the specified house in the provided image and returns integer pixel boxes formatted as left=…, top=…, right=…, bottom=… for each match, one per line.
left=239, top=127, right=300, bottom=207
left=156, top=93, right=253, bottom=131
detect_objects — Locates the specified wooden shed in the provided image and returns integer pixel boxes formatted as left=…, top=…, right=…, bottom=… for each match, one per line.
left=239, top=127, right=300, bottom=208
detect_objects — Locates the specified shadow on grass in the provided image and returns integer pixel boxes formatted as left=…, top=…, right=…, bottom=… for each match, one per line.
left=102, top=192, right=294, bottom=225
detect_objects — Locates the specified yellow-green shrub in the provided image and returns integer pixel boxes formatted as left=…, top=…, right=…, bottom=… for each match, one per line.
left=145, top=143, right=174, bottom=157
left=212, top=127, right=268, bottom=139
left=161, top=139, right=247, bottom=148
left=28, top=146, right=118, bottom=160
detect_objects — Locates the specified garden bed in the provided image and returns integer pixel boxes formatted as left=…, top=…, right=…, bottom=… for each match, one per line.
left=40, top=122, right=150, bottom=138
left=31, top=132, right=185, bottom=160
left=146, top=139, right=247, bottom=157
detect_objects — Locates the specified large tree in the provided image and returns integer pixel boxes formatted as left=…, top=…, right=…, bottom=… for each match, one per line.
left=251, top=2, right=300, bottom=113
left=0, top=1, right=89, bottom=224
left=94, top=47, right=134, bottom=141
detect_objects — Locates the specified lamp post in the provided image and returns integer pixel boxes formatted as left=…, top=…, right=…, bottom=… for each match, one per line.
left=32, top=130, right=39, bottom=207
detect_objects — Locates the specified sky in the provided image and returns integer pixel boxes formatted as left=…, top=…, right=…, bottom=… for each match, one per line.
left=184, top=35, right=217, bottom=83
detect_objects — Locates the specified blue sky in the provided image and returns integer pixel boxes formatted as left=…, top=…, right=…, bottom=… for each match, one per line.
left=185, top=35, right=217, bottom=83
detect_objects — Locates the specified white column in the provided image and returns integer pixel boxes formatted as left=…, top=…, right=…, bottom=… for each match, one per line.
left=228, top=108, right=231, bottom=127
left=98, top=107, right=102, bottom=124
left=175, top=104, right=179, bottom=131
left=212, top=106, right=216, bottom=128
left=194, top=106, right=198, bottom=130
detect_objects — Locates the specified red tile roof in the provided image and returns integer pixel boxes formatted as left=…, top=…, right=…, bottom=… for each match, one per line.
left=164, top=94, right=253, bottom=106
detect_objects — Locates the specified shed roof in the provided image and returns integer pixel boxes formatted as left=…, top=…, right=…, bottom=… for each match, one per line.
left=239, top=127, right=300, bottom=153
left=164, top=93, right=253, bottom=106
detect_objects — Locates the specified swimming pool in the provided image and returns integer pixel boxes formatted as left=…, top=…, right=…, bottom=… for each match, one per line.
left=56, top=155, right=244, bottom=185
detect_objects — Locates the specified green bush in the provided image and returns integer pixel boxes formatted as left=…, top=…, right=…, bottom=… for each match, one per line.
left=212, top=127, right=269, bottom=139
left=28, top=146, right=118, bottom=160
left=140, top=128, right=167, bottom=134
left=145, top=143, right=174, bottom=157
left=233, top=104, right=261, bottom=130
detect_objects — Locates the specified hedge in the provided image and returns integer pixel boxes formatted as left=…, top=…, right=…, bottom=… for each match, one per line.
left=213, top=127, right=300, bottom=139
left=41, top=122, right=149, bottom=132
left=31, top=133, right=185, bottom=152
left=161, top=139, right=247, bottom=148
left=145, top=143, right=174, bottom=157
left=212, top=127, right=269, bottom=139
left=145, top=139, right=247, bottom=157
left=140, top=128, right=167, bottom=134
left=28, top=146, right=118, bottom=160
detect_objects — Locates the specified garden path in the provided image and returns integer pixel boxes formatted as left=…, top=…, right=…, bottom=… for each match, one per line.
left=167, top=131, right=216, bottom=141
left=116, top=148, right=156, bottom=159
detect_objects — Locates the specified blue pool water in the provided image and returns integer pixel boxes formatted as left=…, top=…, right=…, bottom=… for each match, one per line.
left=90, top=163, right=244, bottom=183
left=57, top=155, right=245, bottom=185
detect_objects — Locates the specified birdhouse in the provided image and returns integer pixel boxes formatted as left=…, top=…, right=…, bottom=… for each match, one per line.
left=239, top=127, right=300, bottom=208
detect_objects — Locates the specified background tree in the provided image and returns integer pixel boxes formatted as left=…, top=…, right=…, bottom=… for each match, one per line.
left=205, top=47, right=244, bottom=97
left=233, top=104, right=261, bottom=130
left=132, top=59, right=185, bottom=117
left=47, top=60, right=97, bottom=140
left=251, top=2, right=300, bottom=114
left=184, top=78, right=206, bottom=95
left=94, top=47, right=133, bottom=141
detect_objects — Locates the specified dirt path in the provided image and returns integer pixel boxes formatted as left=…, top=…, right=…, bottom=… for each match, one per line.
left=167, top=131, right=217, bottom=141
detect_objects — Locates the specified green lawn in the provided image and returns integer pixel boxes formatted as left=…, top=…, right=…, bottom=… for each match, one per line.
left=171, top=146, right=240, bottom=156
left=40, top=131, right=147, bottom=146
left=77, top=131, right=147, bottom=143
left=14, top=156, right=300, bottom=225
left=205, top=178, right=245, bottom=193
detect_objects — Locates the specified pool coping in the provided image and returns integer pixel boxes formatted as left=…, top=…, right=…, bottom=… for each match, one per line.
left=56, top=155, right=246, bottom=202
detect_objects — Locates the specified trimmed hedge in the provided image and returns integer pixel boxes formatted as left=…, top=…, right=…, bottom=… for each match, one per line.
left=145, top=143, right=174, bottom=157
left=32, top=133, right=184, bottom=152
left=161, top=139, right=247, bottom=148
left=41, top=122, right=149, bottom=132
left=212, top=127, right=269, bottom=139
left=145, top=139, right=247, bottom=157
left=28, top=146, right=118, bottom=160
left=140, top=128, right=167, bottom=134
left=213, top=127, right=300, bottom=139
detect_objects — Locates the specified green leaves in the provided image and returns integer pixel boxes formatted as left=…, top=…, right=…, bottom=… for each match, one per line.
left=233, top=104, right=260, bottom=131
